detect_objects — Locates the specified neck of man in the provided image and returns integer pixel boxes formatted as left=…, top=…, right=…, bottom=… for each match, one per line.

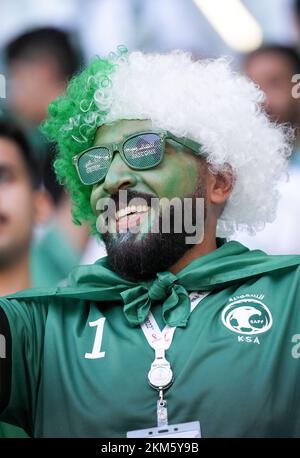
left=169, top=226, right=217, bottom=275
left=0, top=252, right=32, bottom=296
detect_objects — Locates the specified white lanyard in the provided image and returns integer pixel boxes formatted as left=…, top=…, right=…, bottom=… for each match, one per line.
left=141, top=291, right=210, bottom=390
left=140, top=290, right=210, bottom=427
left=141, top=291, right=209, bottom=354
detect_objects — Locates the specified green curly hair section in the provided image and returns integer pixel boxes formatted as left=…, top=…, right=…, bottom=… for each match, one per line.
left=41, top=46, right=128, bottom=232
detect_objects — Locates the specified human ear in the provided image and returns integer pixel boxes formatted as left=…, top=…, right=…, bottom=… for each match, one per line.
left=207, top=165, right=234, bottom=206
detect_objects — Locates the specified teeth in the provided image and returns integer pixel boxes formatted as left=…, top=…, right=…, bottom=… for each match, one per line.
left=115, top=205, right=149, bottom=221
left=119, top=208, right=127, bottom=218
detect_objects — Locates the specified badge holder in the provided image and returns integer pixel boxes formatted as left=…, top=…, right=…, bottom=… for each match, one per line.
left=127, top=348, right=202, bottom=438
left=127, top=421, right=201, bottom=438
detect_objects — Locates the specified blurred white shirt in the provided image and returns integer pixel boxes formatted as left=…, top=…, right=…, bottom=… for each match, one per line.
left=231, top=166, right=300, bottom=255
left=80, top=236, right=107, bottom=265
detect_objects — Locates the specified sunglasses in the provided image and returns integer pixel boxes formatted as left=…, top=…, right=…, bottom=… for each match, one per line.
left=72, top=130, right=205, bottom=186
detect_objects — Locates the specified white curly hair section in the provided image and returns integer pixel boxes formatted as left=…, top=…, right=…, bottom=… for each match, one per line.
left=93, top=50, right=293, bottom=237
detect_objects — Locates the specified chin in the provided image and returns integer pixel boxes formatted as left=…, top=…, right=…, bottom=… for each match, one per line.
left=103, top=229, right=193, bottom=282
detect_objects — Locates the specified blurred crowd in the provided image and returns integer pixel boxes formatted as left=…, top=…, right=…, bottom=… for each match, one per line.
left=0, top=0, right=299, bottom=437
left=0, top=27, right=107, bottom=292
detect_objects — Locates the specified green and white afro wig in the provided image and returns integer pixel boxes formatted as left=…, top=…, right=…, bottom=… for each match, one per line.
left=42, top=45, right=293, bottom=237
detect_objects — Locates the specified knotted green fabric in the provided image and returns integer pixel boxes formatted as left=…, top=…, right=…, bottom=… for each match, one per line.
left=120, top=272, right=191, bottom=327
left=60, top=239, right=300, bottom=328
left=11, top=239, right=300, bottom=328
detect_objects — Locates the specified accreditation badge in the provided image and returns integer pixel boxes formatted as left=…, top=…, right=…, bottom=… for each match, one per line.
left=127, top=420, right=201, bottom=438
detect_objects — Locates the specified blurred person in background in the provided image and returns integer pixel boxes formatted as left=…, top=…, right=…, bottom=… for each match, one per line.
left=30, top=142, right=89, bottom=287
left=0, top=118, right=46, bottom=438
left=232, top=44, right=300, bottom=254
left=294, top=0, right=300, bottom=40
left=5, top=26, right=80, bottom=126
left=3, top=27, right=101, bottom=282
left=243, top=44, right=300, bottom=165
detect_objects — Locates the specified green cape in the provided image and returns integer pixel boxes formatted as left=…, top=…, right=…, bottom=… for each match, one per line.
left=8, top=239, right=300, bottom=328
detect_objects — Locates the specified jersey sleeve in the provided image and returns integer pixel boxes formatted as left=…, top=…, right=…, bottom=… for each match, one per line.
left=0, top=296, right=48, bottom=435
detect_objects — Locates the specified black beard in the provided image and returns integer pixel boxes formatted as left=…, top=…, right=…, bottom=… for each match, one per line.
left=102, top=184, right=206, bottom=282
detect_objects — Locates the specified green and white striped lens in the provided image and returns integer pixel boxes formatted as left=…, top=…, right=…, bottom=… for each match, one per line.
left=123, top=133, right=163, bottom=169
left=77, top=148, right=111, bottom=185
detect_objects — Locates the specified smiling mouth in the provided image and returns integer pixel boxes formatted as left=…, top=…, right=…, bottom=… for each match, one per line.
left=115, top=204, right=149, bottom=221
left=95, top=190, right=157, bottom=235
left=115, top=205, right=150, bottom=231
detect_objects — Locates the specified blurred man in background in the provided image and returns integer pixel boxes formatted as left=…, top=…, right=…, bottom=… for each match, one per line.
left=0, top=118, right=46, bottom=437
left=5, top=27, right=81, bottom=126
left=243, top=44, right=300, bottom=164
left=232, top=44, right=300, bottom=254
left=294, top=0, right=300, bottom=40
left=3, top=27, right=98, bottom=283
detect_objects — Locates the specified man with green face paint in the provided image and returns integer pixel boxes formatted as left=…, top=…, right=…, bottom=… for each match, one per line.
left=90, top=118, right=210, bottom=280
left=0, top=47, right=300, bottom=438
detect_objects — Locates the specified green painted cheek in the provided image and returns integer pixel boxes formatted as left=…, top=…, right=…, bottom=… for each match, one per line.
left=153, top=146, right=199, bottom=199
left=90, top=188, right=98, bottom=214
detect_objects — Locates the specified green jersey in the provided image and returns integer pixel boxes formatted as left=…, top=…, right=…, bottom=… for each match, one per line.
left=0, top=223, right=81, bottom=438
left=31, top=222, right=81, bottom=288
left=1, top=240, right=300, bottom=437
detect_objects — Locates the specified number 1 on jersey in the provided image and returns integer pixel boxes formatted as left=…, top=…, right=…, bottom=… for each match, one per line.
left=85, top=317, right=106, bottom=359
